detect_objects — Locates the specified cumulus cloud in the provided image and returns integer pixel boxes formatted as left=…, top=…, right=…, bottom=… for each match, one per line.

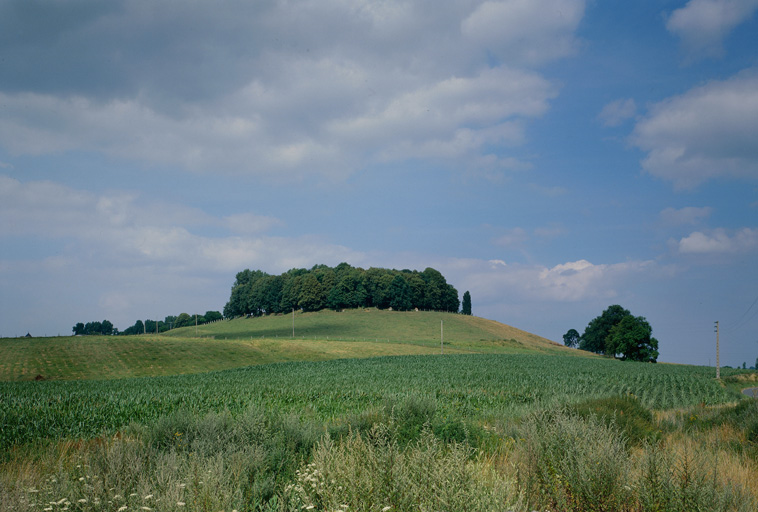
left=666, top=0, right=758, bottom=59
left=461, top=0, right=585, bottom=64
left=440, top=257, right=655, bottom=304
left=660, top=206, right=713, bottom=226
left=598, top=98, right=637, bottom=127
left=0, top=175, right=359, bottom=274
left=676, top=227, right=758, bottom=254
left=0, top=0, right=581, bottom=183
left=632, top=70, right=758, bottom=189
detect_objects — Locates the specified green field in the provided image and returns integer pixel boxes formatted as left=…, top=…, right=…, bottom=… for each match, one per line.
left=0, top=353, right=745, bottom=451
left=2, top=310, right=757, bottom=511
left=0, top=309, right=577, bottom=382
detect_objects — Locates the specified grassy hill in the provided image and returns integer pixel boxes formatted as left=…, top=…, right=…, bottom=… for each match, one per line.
left=0, top=309, right=582, bottom=382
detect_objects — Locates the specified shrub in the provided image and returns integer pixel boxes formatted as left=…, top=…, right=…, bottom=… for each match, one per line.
left=280, top=423, right=516, bottom=511
left=514, top=408, right=632, bottom=511
left=569, top=394, right=661, bottom=446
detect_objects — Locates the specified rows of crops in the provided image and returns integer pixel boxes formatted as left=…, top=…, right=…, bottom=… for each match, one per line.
left=0, top=353, right=741, bottom=451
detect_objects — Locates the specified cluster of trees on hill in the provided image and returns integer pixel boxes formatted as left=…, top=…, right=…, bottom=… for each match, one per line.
left=119, top=311, right=223, bottom=335
left=563, top=304, right=659, bottom=362
left=72, top=320, right=116, bottom=336
left=73, top=311, right=222, bottom=336
left=224, top=263, right=465, bottom=318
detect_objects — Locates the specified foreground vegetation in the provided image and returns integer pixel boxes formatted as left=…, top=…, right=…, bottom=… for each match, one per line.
left=3, top=311, right=757, bottom=511
left=2, top=352, right=757, bottom=510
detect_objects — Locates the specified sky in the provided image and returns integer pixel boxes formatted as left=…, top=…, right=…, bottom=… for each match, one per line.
left=1, top=0, right=757, bottom=366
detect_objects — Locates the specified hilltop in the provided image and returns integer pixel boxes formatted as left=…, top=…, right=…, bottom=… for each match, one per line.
left=0, top=309, right=583, bottom=381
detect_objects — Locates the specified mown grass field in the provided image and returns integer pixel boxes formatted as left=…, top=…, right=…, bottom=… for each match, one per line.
left=0, top=310, right=577, bottom=382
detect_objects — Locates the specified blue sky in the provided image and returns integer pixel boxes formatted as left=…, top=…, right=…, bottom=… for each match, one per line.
left=1, top=0, right=757, bottom=366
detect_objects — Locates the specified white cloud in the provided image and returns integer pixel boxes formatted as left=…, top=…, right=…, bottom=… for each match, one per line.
left=677, top=227, right=758, bottom=254
left=598, top=98, right=637, bottom=127
left=461, top=0, right=585, bottom=64
left=493, top=228, right=528, bottom=248
left=0, top=1, right=582, bottom=183
left=439, top=257, right=655, bottom=304
left=666, top=0, right=758, bottom=58
left=632, top=70, right=758, bottom=189
left=224, top=213, right=284, bottom=236
left=0, top=175, right=359, bottom=275
left=660, top=206, right=713, bottom=225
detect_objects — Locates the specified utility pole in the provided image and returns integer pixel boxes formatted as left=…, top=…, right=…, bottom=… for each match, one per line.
left=714, top=320, right=720, bottom=380
left=441, top=320, right=444, bottom=355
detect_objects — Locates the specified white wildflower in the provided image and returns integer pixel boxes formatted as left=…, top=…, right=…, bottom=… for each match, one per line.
left=143, top=495, right=153, bottom=500
left=117, top=507, right=128, bottom=512
left=78, top=499, right=87, bottom=503
left=382, top=507, right=392, bottom=512
left=177, top=502, right=185, bottom=507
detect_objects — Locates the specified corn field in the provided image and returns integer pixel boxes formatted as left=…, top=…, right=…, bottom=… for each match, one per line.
left=0, top=353, right=740, bottom=452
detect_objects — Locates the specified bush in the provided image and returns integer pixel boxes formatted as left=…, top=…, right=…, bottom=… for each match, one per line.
left=280, top=423, right=516, bottom=511
left=569, top=394, right=661, bottom=446
left=514, top=408, right=632, bottom=511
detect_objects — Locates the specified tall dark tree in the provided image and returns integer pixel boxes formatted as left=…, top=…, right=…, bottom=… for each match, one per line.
left=72, top=322, right=85, bottom=335
left=579, top=304, right=630, bottom=354
left=388, top=274, right=413, bottom=311
left=299, top=273, right=325, bottom=312
left=204, top=311, right=223, bottom=322
left=606, top=315, right=659, bottom=362
left=563, top=328, right=580, bottom=348
left=101, top=319, right=114, bottom=335
left=462, top=291, right=472, bottom=315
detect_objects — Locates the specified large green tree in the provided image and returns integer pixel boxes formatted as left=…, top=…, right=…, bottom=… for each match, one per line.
left=388, top=274, right=413, bottom=311
left=579, top=304, right=630, bottom=354
left=606, top=315, right=659, bottom=362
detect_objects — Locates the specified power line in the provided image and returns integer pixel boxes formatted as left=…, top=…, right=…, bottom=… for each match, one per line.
left=724, top=293, right=758, bottom=332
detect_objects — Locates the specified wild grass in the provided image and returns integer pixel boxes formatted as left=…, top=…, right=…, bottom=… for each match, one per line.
left=4, top=397, right=757, bottom=511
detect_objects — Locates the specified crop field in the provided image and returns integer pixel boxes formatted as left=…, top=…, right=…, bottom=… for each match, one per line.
left=0, top=353, right=744, bottom=452
left=3, top=313, right=757, bottom=511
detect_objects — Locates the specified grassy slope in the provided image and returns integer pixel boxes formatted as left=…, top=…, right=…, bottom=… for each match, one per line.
left=0, top=309, right=581, bottom=381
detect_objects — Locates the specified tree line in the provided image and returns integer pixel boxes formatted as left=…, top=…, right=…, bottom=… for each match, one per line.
left=563, top=304, right=659, bottom=362
left=73, top=311, right=222, bottom=336
left=223, top=263, right=467, bottom=318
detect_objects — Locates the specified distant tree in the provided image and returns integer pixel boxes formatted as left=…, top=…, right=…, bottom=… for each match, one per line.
left=563, top=328, right=580, bottom=348
left=101, top=319, right=114, bottom=335
left=205, top=311, right=222, bottom=323
left=299, top=273, right=325, bottom=312
left=606, top=315, right=659, bottom=362
left=388, top=274, right=413, bottom=311
left=462, top=291, right=472, bottom=315
left=175, top=313, right=192, bottom=328
left=743, top=362, right=747, bottom=370
left=73, top=322, right=85, bottom=335
left=579, top=305, right=631, bottom=354
left=84, top=321, right=102, bottom=335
